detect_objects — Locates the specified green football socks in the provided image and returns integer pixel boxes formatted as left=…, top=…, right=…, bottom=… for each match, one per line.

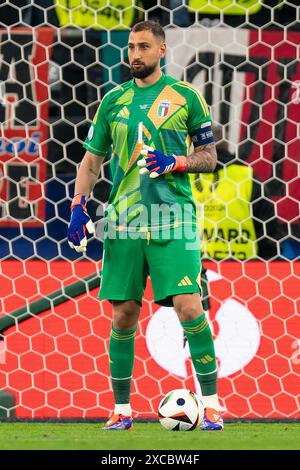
left=109, top=326, right=137, bottom=405
left=181, top=315, right=218, bottom=396
left=109, top=316, right=217, bottom=407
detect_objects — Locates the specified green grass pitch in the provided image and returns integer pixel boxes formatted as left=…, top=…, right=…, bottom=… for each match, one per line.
left=0, top=422, right=299, bottom=450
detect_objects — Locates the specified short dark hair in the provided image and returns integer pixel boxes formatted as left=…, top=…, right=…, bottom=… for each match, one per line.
left=131, top=20, right=165, bottom=42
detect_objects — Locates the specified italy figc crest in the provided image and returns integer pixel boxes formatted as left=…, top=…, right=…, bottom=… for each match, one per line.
left=157, top=100, right=170, bottom=117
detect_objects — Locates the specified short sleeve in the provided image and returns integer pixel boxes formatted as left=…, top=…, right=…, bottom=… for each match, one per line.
left=187, top=87, right=212, bottom=133
left=83, top=97, right=112, bottom=156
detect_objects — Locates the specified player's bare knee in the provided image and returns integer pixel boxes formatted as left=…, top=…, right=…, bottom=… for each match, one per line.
left=112, top=300, right=140, bottom=330
left=176, top=305, right=202, bottom=323
left=113, top=315, right=138, bottom=331
left=173, top=294, right=203, bottom=322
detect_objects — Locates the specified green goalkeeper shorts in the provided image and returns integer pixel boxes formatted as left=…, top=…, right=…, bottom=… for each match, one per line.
left=99, top=230, right=202, bottom=307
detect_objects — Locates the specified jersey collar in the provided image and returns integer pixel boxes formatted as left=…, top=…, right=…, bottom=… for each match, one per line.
left=132, top=73, right=166, bottom=92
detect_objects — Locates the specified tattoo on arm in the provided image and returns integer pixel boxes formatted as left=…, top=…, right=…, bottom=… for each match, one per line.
left=186, top=143, right=217, bottom=173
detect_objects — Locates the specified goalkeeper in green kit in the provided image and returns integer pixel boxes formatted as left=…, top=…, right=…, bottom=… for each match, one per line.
left=67, top=20, right=223, bottom=431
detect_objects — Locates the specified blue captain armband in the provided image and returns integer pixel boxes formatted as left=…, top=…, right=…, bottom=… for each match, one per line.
left=190, top=121, right=214, bottom=146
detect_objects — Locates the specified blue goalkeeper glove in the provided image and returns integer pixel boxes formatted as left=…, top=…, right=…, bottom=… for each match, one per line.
left=67, top=194, right=95, bottom=253
left=137, top=145, right=187, bottom=178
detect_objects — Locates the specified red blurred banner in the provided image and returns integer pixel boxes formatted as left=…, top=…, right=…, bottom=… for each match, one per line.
left=0, top=29, right=54, bottom=226
left=0, top=260, right=299, bottom=418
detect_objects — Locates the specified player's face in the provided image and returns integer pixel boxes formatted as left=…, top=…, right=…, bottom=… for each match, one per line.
left=128, top=30, right=166, bottom=79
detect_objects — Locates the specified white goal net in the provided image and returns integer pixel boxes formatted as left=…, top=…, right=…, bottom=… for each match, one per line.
left=0, top=0, right=299, bottom=419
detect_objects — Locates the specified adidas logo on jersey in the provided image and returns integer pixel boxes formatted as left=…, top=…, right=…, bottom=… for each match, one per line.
left=117, top=107, right=129, bottom=119
left=178, top=276, right=193, bottom=286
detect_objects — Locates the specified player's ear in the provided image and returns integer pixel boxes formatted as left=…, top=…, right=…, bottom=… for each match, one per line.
left=159, top=42, right=166, bottom=59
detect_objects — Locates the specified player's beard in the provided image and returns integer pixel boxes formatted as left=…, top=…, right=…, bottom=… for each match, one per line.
left=130, top=62, right=157, bottom=79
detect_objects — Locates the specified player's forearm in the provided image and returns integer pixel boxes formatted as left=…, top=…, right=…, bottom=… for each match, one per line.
left=74, top=166, right=98, bottom=198
left=74, top=152, right=104, bottom=198
left=186, top=143, right=217, bottom=173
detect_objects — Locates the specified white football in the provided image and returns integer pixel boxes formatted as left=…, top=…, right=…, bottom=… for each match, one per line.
left=158, top=388, right=204, bottom=431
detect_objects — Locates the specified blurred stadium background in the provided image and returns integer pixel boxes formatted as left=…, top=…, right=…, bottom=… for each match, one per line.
left=0, top=0, right=299, bottom=421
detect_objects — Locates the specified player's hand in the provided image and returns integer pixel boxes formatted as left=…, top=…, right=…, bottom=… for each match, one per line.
left=67, top=194, right=95, bottom=253
left=137, top=145, right=187, bottom=178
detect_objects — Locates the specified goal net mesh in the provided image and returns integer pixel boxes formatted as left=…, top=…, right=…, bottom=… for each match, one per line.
left=0, top=0, right=299, bottom=419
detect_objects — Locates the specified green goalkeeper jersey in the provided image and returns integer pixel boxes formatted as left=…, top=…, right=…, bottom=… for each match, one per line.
left=83, top=73, right=212, bottom=233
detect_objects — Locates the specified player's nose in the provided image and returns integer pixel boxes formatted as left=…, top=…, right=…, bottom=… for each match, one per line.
left=132, top=48, right=142, bottom=60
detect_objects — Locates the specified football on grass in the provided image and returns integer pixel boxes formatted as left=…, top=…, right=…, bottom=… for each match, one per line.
left=158, top=389, right=204, bottom=431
